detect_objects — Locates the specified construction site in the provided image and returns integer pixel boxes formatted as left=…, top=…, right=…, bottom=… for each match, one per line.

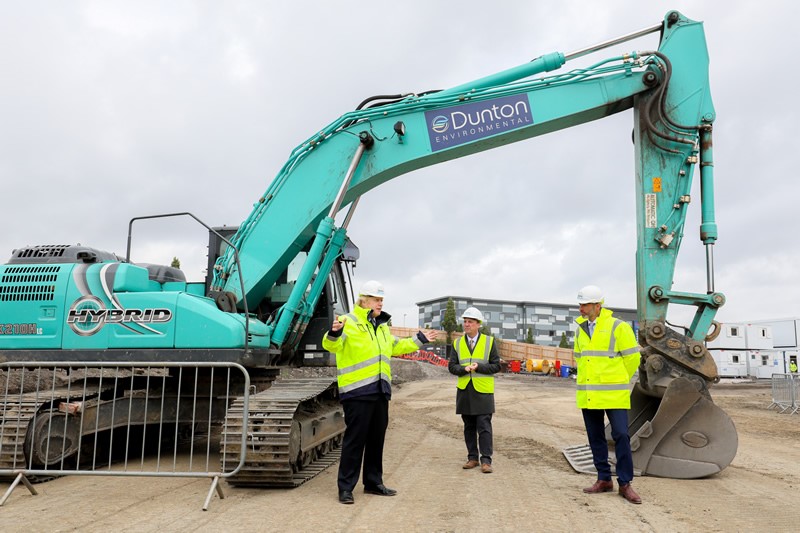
left=2, top=6, right=798, bottom=532
left=0, top=357, right=797, bottom=532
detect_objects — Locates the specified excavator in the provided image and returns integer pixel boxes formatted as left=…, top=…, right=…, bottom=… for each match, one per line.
left=0, top=10, right=736, bottom=485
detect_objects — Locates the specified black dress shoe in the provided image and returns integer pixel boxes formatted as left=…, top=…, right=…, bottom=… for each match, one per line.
left=339, top=490, right=354, bottom=504
left=364, top=484, right=397, bottom=496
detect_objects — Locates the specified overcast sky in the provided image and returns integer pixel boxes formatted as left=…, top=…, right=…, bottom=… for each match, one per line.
left=1, top=1, right=796, bottom=332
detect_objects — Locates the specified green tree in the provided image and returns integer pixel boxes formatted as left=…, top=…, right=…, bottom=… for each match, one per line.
left=525, top=327, right=534, bottom=344
left=442, top=298, right=458, bottom=344
left=479, top=324, right=491, bottom=336
left=559, top=332, right=570, bottom=349
left=171, top=256, right=181, bottom=268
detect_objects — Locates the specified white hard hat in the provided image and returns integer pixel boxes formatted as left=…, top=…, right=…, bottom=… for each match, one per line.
left=577, top=285, right=604, bottom=304
left=359, top=280, right=385, bottom=297
left=461, top=307, right=484, bottom=323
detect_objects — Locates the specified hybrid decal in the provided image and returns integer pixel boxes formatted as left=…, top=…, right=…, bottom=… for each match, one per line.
left=67, top=295, right=172, bottom=336
left=425, top=94, right=533, bottom=152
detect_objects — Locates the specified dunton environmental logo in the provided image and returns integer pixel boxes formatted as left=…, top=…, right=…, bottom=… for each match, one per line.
left=425, top=94, right=533, bottom=152
left=430, top=115, right=450, bottom=134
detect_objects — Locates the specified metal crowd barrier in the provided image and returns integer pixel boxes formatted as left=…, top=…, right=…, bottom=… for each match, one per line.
left=768, top=373, right=798, bottom=415
left=0, top=361, right=250, bottom=510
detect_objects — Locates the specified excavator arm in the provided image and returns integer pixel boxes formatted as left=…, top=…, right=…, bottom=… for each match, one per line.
left=209, top=11, right=736, bottom=478
left=214, top=12, right=715, bottom=343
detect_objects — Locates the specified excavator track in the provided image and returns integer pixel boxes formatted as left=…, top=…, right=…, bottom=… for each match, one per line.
left=0, top=386, right=101, bottom=482
left=221, top=377, right=344, bottom=487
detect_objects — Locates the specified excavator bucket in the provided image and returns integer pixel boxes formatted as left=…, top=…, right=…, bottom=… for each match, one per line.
left=563, top=377, right=737, bottom=479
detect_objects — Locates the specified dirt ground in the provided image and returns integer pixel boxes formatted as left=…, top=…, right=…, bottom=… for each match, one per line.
left=1, top=361, right=797, bottom=533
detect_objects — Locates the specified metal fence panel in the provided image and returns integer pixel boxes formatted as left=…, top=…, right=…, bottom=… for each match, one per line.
left=1, top=361, right=250, bottom=509
left=768, top=373, right=797, bottom=415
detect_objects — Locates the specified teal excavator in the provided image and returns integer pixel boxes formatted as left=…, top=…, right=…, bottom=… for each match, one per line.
left=0, top=11, right=735, bottom=483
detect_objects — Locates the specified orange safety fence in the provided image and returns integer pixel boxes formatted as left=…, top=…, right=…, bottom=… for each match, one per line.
left=396, top=350, right=449, bottom=367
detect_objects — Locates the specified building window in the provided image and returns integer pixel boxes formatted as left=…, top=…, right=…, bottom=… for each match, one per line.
left=729, top=326, right=739, bottom=337
left=731, top=355, right=739, bottom=363
left=760, top=328, right=768, bottom=338
left=484, top=312, right=492, bottom=321
left=761, top=355, right=768, bottom=366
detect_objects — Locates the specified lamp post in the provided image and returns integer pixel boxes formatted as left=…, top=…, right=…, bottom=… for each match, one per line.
left=403, top=313, right=407, bottom=327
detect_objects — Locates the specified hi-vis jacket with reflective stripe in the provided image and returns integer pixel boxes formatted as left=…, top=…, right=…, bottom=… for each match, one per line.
left=322, top=304, right=422, bottom=400
left=574, top=308, right=641, bottom=410
left=453, top=334, right=496, bottom=393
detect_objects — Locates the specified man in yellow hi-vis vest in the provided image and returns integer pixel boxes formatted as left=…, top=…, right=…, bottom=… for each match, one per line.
left=447, top=307, right=501, bottom=474
left=323, top=280, right=438, bottom=505
left=574, top=285, right=642, bottom=504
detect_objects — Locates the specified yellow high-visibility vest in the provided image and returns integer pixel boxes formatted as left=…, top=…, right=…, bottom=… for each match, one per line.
left=453, top=334, right=495, bottom=393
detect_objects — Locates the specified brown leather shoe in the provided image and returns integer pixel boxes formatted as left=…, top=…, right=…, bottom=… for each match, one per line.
left=583, top=479, right=614, bottom=494
left=618, top=483, right=642, bottom=504
left=462, top=460, right=479, bottom=469
left=480, top=463, right=493, bottom=474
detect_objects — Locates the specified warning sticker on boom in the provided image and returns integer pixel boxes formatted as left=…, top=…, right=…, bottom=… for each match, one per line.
left=645, top=194, right=657, bottom=228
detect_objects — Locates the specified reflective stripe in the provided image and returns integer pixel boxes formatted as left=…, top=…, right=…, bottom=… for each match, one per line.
left=577, top=383, right=630, bottom=391
left=344, top=313, right=358, bottom=322
left=608, top=320, right=621, bottom=353
left=339, top=373, right=389, bottom=393
left=337, top=354, right=390, bottom=374
left=574, top=345, right=641, bottom=359
left=575, top=350, right=618, bottom=358
left=326, top=332, right=347, bottom=343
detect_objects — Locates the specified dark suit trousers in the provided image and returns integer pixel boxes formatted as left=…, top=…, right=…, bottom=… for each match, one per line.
left=462, top=413, right=493, bottom=464
left=582, top=408, right=634, bottom=484
left=338, top=397, right=389, bottom=491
